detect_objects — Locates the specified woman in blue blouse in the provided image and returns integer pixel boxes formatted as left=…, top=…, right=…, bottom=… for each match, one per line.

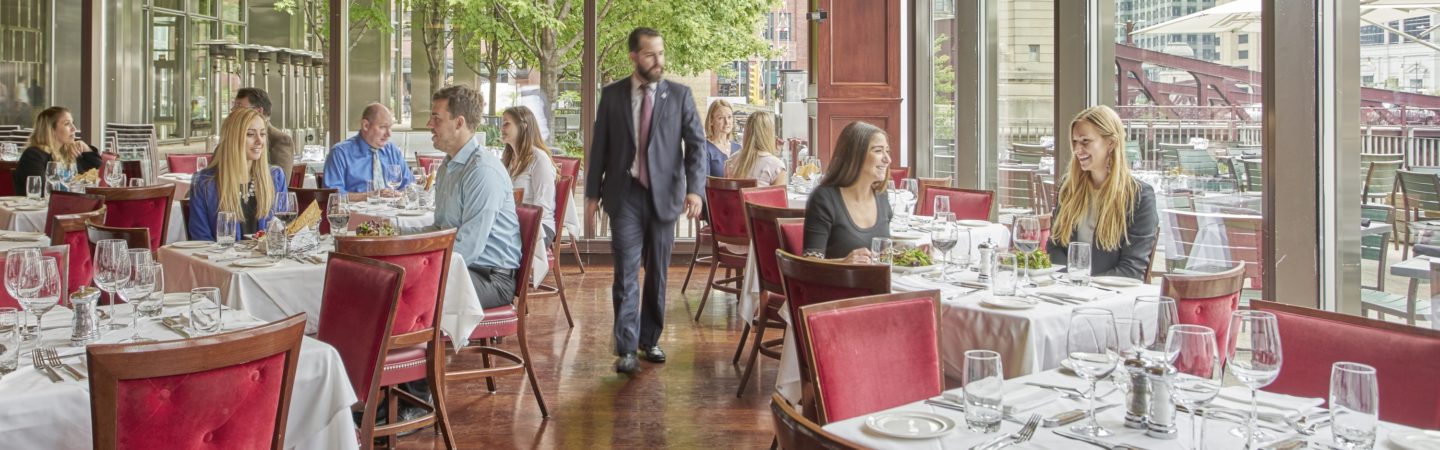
left=704, top=99, right=738, bottom=177
left=187, top=108, right=288, bottom=241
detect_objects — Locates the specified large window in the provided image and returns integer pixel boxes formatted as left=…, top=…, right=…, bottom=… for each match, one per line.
left=144, top=0, right=243, bottom=141
left=0, top=0, right=52, bottom=127
left=994, top=0, right=1054, bottom=220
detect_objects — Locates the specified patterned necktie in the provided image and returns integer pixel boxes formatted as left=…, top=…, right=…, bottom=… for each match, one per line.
left=371, top=147, right=383, bottom=191
left=636, top=84, right=653, bottom=189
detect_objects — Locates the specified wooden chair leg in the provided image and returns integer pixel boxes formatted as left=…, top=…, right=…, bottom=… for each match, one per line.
left=681, top=236, right=705, bottom=293
left=553, top=260, right=574, bottom=328
left=482, top=353, right=496, bottom=392
left=736, top=320, right=770, bottom=397
left=428, top=350, right=458, bottom=449
left=516, top=329, right=550, bottom=418
left=569, top=239, right=586, bottom=273
left=696, top=256, right=720, bottom=322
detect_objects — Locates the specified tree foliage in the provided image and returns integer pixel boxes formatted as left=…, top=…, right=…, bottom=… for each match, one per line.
left=274, top=0, right=392, bottom=52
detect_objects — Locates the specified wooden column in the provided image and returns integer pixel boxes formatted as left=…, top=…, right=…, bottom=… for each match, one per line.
left=811, top=0, right=903, bottom=164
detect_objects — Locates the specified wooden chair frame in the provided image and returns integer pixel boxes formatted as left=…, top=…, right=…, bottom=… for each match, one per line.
left=769, top=393, right=866, bottom=450
left=695, top=177, right=761, bottom=321
left=530, top=176, right=575, bottom=328
left=316, top=252, right=407, bottom=450
left=735, top=202, right=805, bottom=397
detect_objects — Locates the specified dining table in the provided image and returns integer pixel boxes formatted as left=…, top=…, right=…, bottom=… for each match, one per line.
left=0, top=299, right=359, bottom=450
left=0, top=196, right=187, bottom=244
left=349, top=200, right=552, bottom=288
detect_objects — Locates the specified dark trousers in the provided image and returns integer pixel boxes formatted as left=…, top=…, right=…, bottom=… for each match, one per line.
left=609, top=181, right=676, bottom=354
left=468, top=266, right=516, bottom=309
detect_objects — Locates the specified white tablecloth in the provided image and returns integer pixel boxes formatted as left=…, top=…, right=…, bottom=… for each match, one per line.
left=158, top=173, right=317, bottom=202
left=0, top=197, right=187, bottom=244
left=0, top=302, right=358, bottom=450
left=824, top=369, right=1419, bottom=450
left=351, top=202, right=551, bottom=288
left=157, top=242, right=488, bottom=348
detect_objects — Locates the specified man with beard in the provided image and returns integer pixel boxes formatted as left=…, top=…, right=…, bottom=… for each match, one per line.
left=585, top=27, right=706, bottom=375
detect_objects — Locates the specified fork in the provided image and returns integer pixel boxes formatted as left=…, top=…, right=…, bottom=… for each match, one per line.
left=980, top=414, right=1040, bottom=450
left=43, top=347, right=84, bottom=380
left=31, top=350, right=62, bottom=383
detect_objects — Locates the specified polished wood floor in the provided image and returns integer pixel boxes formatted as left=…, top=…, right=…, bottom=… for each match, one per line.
left=398, top=261, right=777, bottom=449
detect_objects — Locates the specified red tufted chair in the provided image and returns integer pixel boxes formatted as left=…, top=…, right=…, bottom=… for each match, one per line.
left=549, top=157, right=585, bottom=275
left=777, top=218, right=805, bottom=255
left=447, top=204, right=549, bottom=417
left=98, top=152, right=119, bottom=186
left=416, top=155, right=446, bottom=173
left=889, top=167, right=909, bottom=188
left=165, top=153, right=209, bottom=175
left=528, top=176, right=575, bottom=328
left=917, top=186, right=994, bottom=221
left=334, top=229, right=458, bottom=444
left=0, top=160, right=16, bottom=196
left=770, top=393, right=867, bottom=450
left=314, top=252, right=415, bottom=449
left=288, top=164, right=307, bottom=189
left=776, top=250, right=891, bottom=416
left=798, top=290, right=943, bottom=424
left=51, top=207, right=106, bottom=298
left=87, top=314, right=306, bottom=450
left=86, top=185, right=176, bottom=252
left=1252, top=300, right=1440, bottom=429
left=45, top=191, right=105, bottom=240
left=0, top=245, right=69, bottom=308
left=694, top=176, right=760, bottom=321
left=736, top=201, right=805, bottom=397
left=1161, top=263, right=1244, bottom=359
left=290, top=187, right=338, bottom=235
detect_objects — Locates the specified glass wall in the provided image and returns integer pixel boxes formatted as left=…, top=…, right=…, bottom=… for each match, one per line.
left=994, top=1, right=1054, bottom=218
left=144, top=0, right=244, bottom=141
left=928, top=0, right=957, bottom=180
left=0, top=0, right=52, bottom=127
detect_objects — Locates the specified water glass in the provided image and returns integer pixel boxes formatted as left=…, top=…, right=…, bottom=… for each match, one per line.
left=962, top=350, right=1005, bottom=433
left=870, top=237, right=894, bottom=265
left=1330, top=362, right=1379, bottom=449
left=0, top=307, right=18, bottom=374
left=128, top=178, right=145, bottom=187
left=25, top=176, right=42, bottom=201
left=933, top=195, right=951, bottom=217
left=1167, top=325, right=1222, bottom=450
left=952, top=228, right=973, bottom=273
left=4, top=248, right=39, bottom=339
left=103, top=159, right=124, bottom=187
left=216, top=211, right=238, bottom=249
left=1068, top=242, right=1092, bottom=286
left=190, top=287, right=223, bottom=334
left=992, top=253, right=1019, bottom=296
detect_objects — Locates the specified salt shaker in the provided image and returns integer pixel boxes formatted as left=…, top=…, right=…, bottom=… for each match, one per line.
left=1123, top=355, right=1150, bottom=429
left=1145, top=363, right=1179, bottom=439
left=977, top=239, right=996, bottom=282
left=70, top=287, right=102, bottom=346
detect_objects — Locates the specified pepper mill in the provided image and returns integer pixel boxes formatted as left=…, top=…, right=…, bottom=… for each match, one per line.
left=1145, top=363, right=1179, bottom=439
left=977, top=239, right=996, bottom=282
left=1122, top=355, right=1150, bottom=429
left=70, top=287, right=102, bottom=346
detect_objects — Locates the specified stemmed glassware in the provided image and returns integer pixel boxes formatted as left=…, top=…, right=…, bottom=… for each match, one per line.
left=103, top=160, right=125, bottom=188
left=118, top=262, right=159, bottom=343
left=385, top=164, right=406, bottom=205
left=196, top=156, right=209, bottom=171
left=1133, top=295, right=1180, bottom=363
left=930, top=214, right=958, bottom=278
left=4, top=248, right=39, bottom=340
left=1013, top=215, right=1042, bottom=286
left=92, top=239, right=130, bottom=332
left=16, top=256, right=59, bottom=344
left=901, top=178, right=919, bottom=214
left=274, top=191, right=299, bottom=226
left=1225, top=310, right=1283, bottom=446
left=45, top=162, right=62, bottom=193
left=1330, top=362, right=1379, bottom=449
left=1167, top=324, right=1223, bottom=450
left=933, top=195, right=951, bottom=218
left=327, top=193, right=350, bottom=238
left=1066, top=307, right=1122, bottom=437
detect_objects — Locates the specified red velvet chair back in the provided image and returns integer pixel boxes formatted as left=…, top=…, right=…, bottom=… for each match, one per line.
left=553, top=156, right=581, bottom=179
left=335, top=229, right=456, bottom=337
left=87, top=315, right=306, bottom=450
left=705, top=176, right=760, bottom=247
left=799, top=290, right=943, bottom=424
left=740, top=185, right=789, bottom=210
left=166, top=153, right=208, bottom=174
left=86, top=185, right=176, bottom=251
left=416, top=155, right=445, bottom=173
left=288, top=164, right=307, bottom=188
left=888, top=168, right=908, bottom=188
left=513, top=204, right=544, bottom=297
left=918, top=186, right=994, bottom=220
left=316, top=252, right=405, bottom=404
left=1161, top=263, right=1245, bottom=357
left=778, top=219, right=805, bottom=255
left=553, top=176, right=574, bottom=239
left=51, top=207, right=105, bottom=297
left=745, top=203, right=805, bottom=295
left=290, top=187, right=337, bottom=234
left=0, top=161, right=16, bottom=196
left=776, top=250, right=891, bottom=406
left=1252, top=300, right=1440, bottom=429
left=45, top=191, right=105, bottom=239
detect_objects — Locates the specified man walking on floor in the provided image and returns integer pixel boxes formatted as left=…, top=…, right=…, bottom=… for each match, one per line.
left=585, top=27, right=706, bottom=375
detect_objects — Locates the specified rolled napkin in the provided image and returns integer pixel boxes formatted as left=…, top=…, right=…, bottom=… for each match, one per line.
left=942, top=383, right=1062, bottom=413
left=1210, top=387, right=1324, bottom=417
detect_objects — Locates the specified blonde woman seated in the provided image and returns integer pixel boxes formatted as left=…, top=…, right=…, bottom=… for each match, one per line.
left=501, top=105, right=558, bottom=247
left=1045, top=105, right=1157, bottom=280
left=188, top=108, right=288, bottom=241
left=724, top=111, right=788, bottom=187
left=802, top=121, right=893, bottom=263
left=14, top=106, right=104, bottom=194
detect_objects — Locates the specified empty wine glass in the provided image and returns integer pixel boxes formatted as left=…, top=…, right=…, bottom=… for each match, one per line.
left=92, top=239, right=130, bottom=332
left=1167, top=324, right=1223, bottom=450
left=1133, top=295, right=1180, bottom=363
left=4, top=248, right=39, bottom=339
left=196, top=156, right=209, bottom=171
left=933, top=195, right=951, bottom=218
left=16, top=257, right=59, bottom=344
left=44, top=161, right=61, bottom=192
left=1226, top=310, right=1283, bottom=446
left=104, top=159, right=124, bottom=187
left=1013, top=216, right=1042, bottom=286
left=385, top=164, right=405, bottom=201
left=327, top=193, right=350, bottom=237
left=1330, top=362, right=1379, bottom=449
left=1066, top=307, right=1121, bottom=437
left=118, top=262, right=159, bottom=343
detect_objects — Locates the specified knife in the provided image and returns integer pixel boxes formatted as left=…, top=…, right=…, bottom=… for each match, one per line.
left=161, top=317, right=192, bottom=338
left=1026, top=295, right=1068, bottom=306
left=1044, top=403, right=1121, bottom=427
left=1026, top=382, right=1085, bottom=395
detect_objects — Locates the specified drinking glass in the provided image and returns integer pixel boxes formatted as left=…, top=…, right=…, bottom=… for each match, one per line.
left=933, top=195, right=951, bottom=218
left=4, top=248, right=39, bottom=339
left=25, top=176, right=42, bottom=201
left=1115, top=317, right=1143, bottom=359
left=1330, top=362, right=1379, bottom=449
left=1068, top=242, right=1092, bottom=286
left=274, top=192, right=299, bottom=225
left=1013, top=216, right=1042, bottom=287
left=1226, top=310, right=1283, bottom=445
left=368, top=178, right=385, bottom=205
left=103, top=159, right=124, bottom=187
left=216, top=211, right=238, bottom=250
left=1167, top=324, right=1222, bottom=450
left=196, top=156, right=209, bottom=170
left=190, top=287, right=223, bottom=334
left=128, top=178, right=145, bottom=187
left=992, top=253, right=1019, bottom=296
left=870, top=237, right=894, bottom=265
left=17, top=257, right=60, bottom=344
left=0, top=307, right=17, bottom=374
left=930, top=220, right=958, bottom=274
left=118, top=262, right=159, bottom=343
left=92, top=239, right=129, bottom=332
left=1133, top=295, right=1180, bottom=363
left=44, top=161, right=61, bottom=192
left=386, top=164, right=406, bottom=192
left=951, top=228, right=973, bottom=275
left=962, top=350, right=1005, bottom=433
left=327, top=193, right=350, bottom=236
left=1066, top=307, right=1122, bottom=437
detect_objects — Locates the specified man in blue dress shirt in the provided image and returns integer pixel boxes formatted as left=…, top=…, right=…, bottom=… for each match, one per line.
left=323, top=103, right=414, bottom=200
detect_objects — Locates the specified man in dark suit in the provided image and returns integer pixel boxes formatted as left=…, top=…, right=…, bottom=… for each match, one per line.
left=233, top=87, right=295, bottom=185
left=585, top=27, right=706, bottom=375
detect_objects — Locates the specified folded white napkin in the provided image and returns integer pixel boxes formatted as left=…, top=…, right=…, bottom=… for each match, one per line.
left=1211, top=388, right=1324, bottom=416
left=942, top=383, right=1062, bottom=413
left=1032, top=286, right=1103, bottom=302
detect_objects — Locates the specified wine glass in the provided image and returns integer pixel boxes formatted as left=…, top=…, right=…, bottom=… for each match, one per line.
left=1013, top=216, right=1042, bottom=287
left=118, top=262, right=159, bottom=343
left=870, top=237, right=894, bottom=265
left=92, top=239, right=130, bottom=332
left=1133, top=295, right=1180, bottom=363
left=1330, top=362, right=1379, bottom=449
left=196, top=156, right=209, bottom=171
left=327, top=193, right=350, bottom=237
left=385, top=164, right=405, bottom=204
left=4, top=248, right=39, bottom=340
left=1066, top=307, right=1122, bottom=437
left=933, top=195, right=951, bottom=218
left=25, top=176, right=42, bottom=202
left=1226, top=310, right=1283, bottom=446
left=44, top=161, right=61, bottom=192
left=216, top=211, right=238, bottom=251
left=901, top=178, right=919, bottom=211
left=16, top=257, right=59, bottom=345
left=1167, top=324, right=1223, bottom=450
left=274, top=192, right=299, bottom=225
left=104, top=159, right=124, bottom=188
left=930, top=219, right=958, bottom=277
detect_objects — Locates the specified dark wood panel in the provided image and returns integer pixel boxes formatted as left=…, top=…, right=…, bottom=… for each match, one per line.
left=814, top=99, right=902, bottom=164
left=814, top=0, right=902, bottom=99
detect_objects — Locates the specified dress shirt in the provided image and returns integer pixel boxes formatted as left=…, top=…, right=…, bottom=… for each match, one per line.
left=187, top=166, right=288, bottom=241
left=411, top=135, right=522, bottom=270
left=629, top=76, right=655, bottom=180
left=322, top=134, right=414, bottom=194
left=512, top=146, right=557, bottom=236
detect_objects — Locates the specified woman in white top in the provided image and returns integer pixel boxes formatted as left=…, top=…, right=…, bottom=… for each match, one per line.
left=724, top=111, right=788, bottom=187
left=501, top=105, right=558, bottom=246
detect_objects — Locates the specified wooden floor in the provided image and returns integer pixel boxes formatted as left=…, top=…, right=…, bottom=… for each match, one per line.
left=397, top=262, right=777, bottom=449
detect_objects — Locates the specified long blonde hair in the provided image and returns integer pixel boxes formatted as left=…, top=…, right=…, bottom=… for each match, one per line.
left=28, top=107, right=76, bottom=164
left=1052, top=105, right=1137, bottom=251
left=705, top=99, right=735, bottom=144
left=727, top=111, right=777, bottom=180
left=501, top=106, right=549, bottom=179
left=213, top=108, right=276, bottom=217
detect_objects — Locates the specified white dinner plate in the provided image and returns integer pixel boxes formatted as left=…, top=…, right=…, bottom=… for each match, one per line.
left=1390, top=430, right=1440, bottom=450
left=1090, top=276, right=1142, bottom=288
left=864, top=411, right=956, bottom=439
left=398, top=210, right=428, bottom=217
left=998, top=263, right=1065, bottom=277
left=12, top=205, right=45, bottom=211
left=233, top=258, right=279, bottom=268
left=981, top=296, right=1038, bottom=310
left=957, top=219, right=992, bottom=228
left=163, top=292, right=192, bottom=307
left=890, top=231, right=924, bottom=241
left=891, top=264, right=940, bottom=275
left=170, top=240, right=213, bottom=249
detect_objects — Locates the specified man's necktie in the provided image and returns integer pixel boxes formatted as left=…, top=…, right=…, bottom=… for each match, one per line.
left=636, top=85, right=653, bottom=189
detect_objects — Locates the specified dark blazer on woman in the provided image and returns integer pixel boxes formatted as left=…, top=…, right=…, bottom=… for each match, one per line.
left=13, top=145, right=104, bottom=194
left=1045, top=179, right=1157, bottom=280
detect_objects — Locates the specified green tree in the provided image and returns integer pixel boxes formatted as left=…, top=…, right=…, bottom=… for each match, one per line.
left=453, top=1, right=524, bottom=115
left=274, top=0, right=392, bottom=52
left=410, top=0, right=457, bottom=99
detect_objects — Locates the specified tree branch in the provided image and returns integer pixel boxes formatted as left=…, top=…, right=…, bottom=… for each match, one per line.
left=495, top=2, right=543, bottom=56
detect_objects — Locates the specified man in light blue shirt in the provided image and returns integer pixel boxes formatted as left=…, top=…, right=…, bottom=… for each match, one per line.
left=413, top=85, right=522, bottom=309
left=322, top=103, right=414, bottom=200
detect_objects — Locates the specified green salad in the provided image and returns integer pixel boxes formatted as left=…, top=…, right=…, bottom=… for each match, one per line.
left=892, top=247, right=933, bottom=267
left=1015, top=249, right=1053, bottom=270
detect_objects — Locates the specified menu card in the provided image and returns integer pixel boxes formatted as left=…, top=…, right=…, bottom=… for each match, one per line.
left=285, top=200, right=322, bottom=235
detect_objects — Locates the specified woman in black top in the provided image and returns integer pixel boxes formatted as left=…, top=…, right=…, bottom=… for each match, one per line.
left=14, top=106, right=104, bottom=194
left=802, top=121, right=894, bottom=263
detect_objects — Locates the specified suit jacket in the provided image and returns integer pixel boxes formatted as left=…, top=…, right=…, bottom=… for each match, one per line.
left=585, top=77, right=706, bottom=221
left=267, top=124, right=295, bottom=186
left=1045, top=179, right=1158, bottom=280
